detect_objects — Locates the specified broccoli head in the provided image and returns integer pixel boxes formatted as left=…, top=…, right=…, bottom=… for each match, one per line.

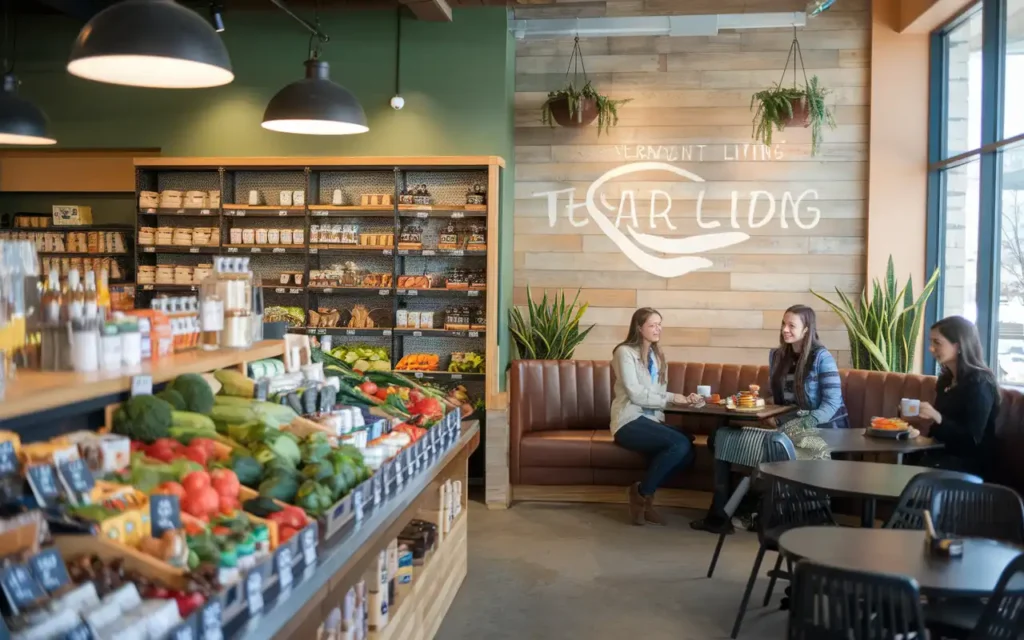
left=113, top=395, right=173, bottom=443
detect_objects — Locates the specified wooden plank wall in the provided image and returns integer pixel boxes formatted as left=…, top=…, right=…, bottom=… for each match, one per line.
left=512, top=3, right=869, bottom=366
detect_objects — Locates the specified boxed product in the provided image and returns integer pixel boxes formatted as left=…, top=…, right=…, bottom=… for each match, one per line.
left=52, top=205, right=93, bottom=226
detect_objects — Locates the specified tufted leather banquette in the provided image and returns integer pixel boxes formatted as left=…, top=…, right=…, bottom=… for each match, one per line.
left=509, top=360, right=1024, bottom=494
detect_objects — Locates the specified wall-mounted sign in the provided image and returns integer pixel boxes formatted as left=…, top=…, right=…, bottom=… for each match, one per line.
left=533, top=160, right=822, bottom=278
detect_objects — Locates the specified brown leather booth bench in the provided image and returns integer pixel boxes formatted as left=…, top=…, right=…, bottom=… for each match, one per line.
left=509, top=360, right=1024, bottom=503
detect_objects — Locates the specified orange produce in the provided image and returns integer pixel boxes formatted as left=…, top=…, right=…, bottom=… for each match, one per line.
left=396, top=353, right=440, bottom=371
left=870, top=417, right=910, bottom=431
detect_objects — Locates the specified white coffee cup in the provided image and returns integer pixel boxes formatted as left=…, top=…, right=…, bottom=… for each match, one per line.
left=248, top=189, right=260, bottom=205
left=900, top=398, right=921, bottom=417
left=697, top=385, right=712, bottom=398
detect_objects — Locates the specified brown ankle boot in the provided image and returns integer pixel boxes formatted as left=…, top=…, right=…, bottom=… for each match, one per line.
left=627, top=482, right=646, bottom=526
left=643, top=495, right=666, bottom=525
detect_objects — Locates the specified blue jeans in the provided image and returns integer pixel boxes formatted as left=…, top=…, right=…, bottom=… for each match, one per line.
left=614, top=416, right=696, bottom=497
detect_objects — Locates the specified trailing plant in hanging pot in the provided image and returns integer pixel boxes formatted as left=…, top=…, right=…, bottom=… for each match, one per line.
left=539, top=36, right=630, bottom=135
left=750, top=29, right=836, bottom=155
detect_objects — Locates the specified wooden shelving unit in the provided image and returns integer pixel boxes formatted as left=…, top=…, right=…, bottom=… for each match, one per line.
left=133, top=157, right=503, bottom=406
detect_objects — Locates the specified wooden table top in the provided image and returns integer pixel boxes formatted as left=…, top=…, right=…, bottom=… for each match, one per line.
left=663, top=401, right=793, bottom=421
left=818, top=428, right=944, bottom=455
left=779, top=527, right=1024, bottom=597
left=757, top=459, right=974, bottom=500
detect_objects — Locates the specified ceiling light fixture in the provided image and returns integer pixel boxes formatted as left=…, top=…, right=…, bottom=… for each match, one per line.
left=0, top=1, right=54, bottom=144
left=67, top=0, right=233, bottom=89
left=390, top=7, right=403, bottom=110
left=261, top=1, right=367, bottom=135
left=210, top=2, right=225, bottom=33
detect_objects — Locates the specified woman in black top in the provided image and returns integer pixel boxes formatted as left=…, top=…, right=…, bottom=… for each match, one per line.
left=914, top=316, right=999, bottom=478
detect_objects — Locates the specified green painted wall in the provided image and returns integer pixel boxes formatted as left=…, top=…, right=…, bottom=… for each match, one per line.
left=9, top=7, right=515, bottom=385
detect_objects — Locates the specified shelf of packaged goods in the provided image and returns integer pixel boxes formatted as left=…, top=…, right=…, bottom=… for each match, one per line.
left=398, top=209, right=486, bottom=219
left=395, top=288, right=484, bottom=298
left=308, top=287, right=393, bottom=296
left=223, top=245, right=307, bottom=254
left=139, top=246, right=222, bottom=255
left=138, top=208, right=218, bottom=216
left=19, top=225, right=135, bottom=232
left=309, top=205, right=393, bottom=212
left=394, top=371, right=485, bottom=382
left=392, top=329, right=485, bottom=338
left=397, top=204, right=487, bottom=213
left=262, top=286, right=306, bottom=295
left=309, top=246, right=394, bottom=256
left=137, top=284, right=199, bottom=292
left=223, top=207, right=306, bottom=218
left=235, top=421, right=478, bottom=640
left=0, top=340, right=285, bottom=422
left=396, top=249, right=486, bottom=257
left=289, top=327, right=394, bottom=337
left=309, top=208, right=395, bottom=218
left=37, top=252, right=130, bottom=257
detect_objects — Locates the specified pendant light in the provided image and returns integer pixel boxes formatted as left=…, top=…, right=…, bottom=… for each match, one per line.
left=0, top=2, right=54, bottom=145
left=67, top=0, right=233, bottom=89
left=261, top=5, right=367, bottom=136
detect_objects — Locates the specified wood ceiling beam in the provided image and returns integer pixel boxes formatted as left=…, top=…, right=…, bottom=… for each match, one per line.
left=400, top=0, right=453, bottom=21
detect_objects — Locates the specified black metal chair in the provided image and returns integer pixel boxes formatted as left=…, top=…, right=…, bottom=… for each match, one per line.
left=706, top=426, right=786, bottom=579
left=788, top=561, right=929, bottom=640
left=969, top=553, right=1024, bottom=639
left=730, top=432, right=836, bottom=639
left=883, top=470, right=983, bottom=530
left=929, top=479, right=1024, bottom=544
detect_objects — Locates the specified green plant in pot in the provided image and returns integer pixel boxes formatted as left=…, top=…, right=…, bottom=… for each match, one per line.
left=811, top=257, right=940, bottom=373
left=538, top=36, right=630, bottom=136
left=751, top=75, right=836, bottom=155
left=509, top=286, right=595, bottom=360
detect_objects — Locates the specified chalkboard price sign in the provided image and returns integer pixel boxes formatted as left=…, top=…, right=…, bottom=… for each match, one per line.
left=29, top=549, right=70, bottom=594
left=150, top=494, right=182, bottom=537
left=301, top=526, right=317, bottom=567
left=0, top=564, right=46, bottom=613
left=275, top=547, right=293, bottom=592
left=0, top=441, right=17, bottom=475
left=26, top=465, right=61, bottom=507
left=245, top=571, right=264, bottom=615
left=200, top=601, right=223, bottom=640
left=57, top=459, right=95, bottom=500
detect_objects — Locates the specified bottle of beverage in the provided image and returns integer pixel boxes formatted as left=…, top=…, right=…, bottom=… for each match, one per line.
left=83, top=271, right=98, bottom=321
left=66, top=269, right=84, bottom=323
left=97, top=269, right=111, bottom=319
left=199, top=257, right=224, bottom=351
left=41, top=268, right=62, bottom=325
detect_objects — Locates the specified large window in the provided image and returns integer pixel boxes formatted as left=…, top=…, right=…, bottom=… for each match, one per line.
left=929, top=0, right=1024, bottom=385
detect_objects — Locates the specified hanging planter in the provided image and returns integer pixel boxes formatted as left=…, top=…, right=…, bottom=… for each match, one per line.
left=540, top=36, right=629, bottom=135
left=750, top=28, right=836, bottom=155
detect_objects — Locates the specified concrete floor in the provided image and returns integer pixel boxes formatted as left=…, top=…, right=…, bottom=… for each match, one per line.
left=437, top=500, right=789, bottom=640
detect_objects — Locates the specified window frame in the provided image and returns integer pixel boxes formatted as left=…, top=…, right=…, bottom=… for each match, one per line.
left=926, top=0, right=1022, bottom=376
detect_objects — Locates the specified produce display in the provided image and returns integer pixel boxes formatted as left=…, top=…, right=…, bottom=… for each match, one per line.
left=448, top=352, right=484, bottom=374
left=265, top=305, right=305, bottom=327
left=328, top=344, right=390, bottom=373
left=395, top=354, right=440, bottom=372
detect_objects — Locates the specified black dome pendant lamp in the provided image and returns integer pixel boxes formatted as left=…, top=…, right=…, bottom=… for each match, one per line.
left=67, top=0, right=233, bottom=89
left=0, top=2, right=54, bottom=145
left=261, top=4, right=367, bottom=136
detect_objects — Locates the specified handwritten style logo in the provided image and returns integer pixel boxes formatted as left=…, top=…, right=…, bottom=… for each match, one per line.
left=533, top=160, right=822, bottom=278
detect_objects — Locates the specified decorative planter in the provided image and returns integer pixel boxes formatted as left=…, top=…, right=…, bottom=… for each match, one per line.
left=786, top=96, right=810, bottom=128
left=548, top=96, right=599, bottom=128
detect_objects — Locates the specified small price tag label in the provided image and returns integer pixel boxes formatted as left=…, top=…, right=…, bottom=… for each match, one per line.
left=131, top=374, right=153, bottom=396
left=314, top=328, right=326, bottom=336
left=150, top=494, right=181, bottom=537
left=142, top=284, right=154, bottom=291
left=407, top=290, right=418, bottom=297
left=246, top=571, right=264, bottom=615
left=353, top=488, right=364, bottom=524
left=422, top=249, right=436, bottom=256
left=383, top=249, right=393, bottom=256
left=29, top=549, right=70, bottom=594
left=467, top=290, right=479, bottom=297
left=468, top=331, right=480, bottom=338
left=272, top=248, right=285, bottom=253
left=373, top=475, right=382, bottom=507
left=201, top=601, right=223, bottom=640
left=378, top=289, right=389, bottom=296
left=0, top=441, right=18, bottom=475
left=416, top=211, right=429, bottom=218
left=310, top=247, right=319, bottom=254
left=414, top=372, right=424, bottom=379
left=274, top=287, right=285, bottom=294
left=345, top=329, right=355, bottom=336
left=26, top=464, right=59, bottom=506
left=289, top=288, right=302, bottom=294
left=251, top=247, right=262, bottom=253
left=394, top=457, right=404, bottom=488
left=227, top=247, right=239, bottom=253
left=451, top=374, right=463, bottom=380
left=63, top=623, right=91, bottom=640
left=234, top=211, right=246, bottom=218
left=199, top=209, right=212, bottom=216
left=452, top=211, right=465, bottom=219
left=450, top=249, right=465, bottom=256
left=382, top=329, right=392, bottom=336
left=301, top=527, right=317, bottom=567
left=143, top=247, right=155, bottom=253
left=277, top=210, right=289, bottom=217
left=189, top=247, right=200, bottom=254
left=311, top=210, right=328, bottom=217
left=0, top=564, right=45, bottom=613
left=412, top=331, right=422, bottom=337
left=275, top=547, right=293, bottom=592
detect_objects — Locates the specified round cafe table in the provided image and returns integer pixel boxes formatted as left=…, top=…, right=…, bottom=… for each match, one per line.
left=779, top=527, right=1024, bottom=597
left=758, top=460, right=975, bottom=527
left=817, top=428, right=943, bottom=464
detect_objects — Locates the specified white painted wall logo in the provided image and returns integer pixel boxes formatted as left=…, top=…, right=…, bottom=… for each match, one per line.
left=533, top=160, right=821, bottom=278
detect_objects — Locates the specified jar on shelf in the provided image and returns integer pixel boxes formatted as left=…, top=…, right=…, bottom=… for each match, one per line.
left=446, top=267, right=468, bottom=290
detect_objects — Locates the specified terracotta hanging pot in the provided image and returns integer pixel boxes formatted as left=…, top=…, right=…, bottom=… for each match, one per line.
left=547, top=96, right=599, bottom=128
left=785, top=96, right=810, bottom=128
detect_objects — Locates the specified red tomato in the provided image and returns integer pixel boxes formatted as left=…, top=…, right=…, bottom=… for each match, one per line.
left=182, top=471, right=211, bottom=494
left=210, top=469, right=240, bottom=498
left=375, top=388, right=389, bottom=401
left=359, top=381, right=379, bottom=396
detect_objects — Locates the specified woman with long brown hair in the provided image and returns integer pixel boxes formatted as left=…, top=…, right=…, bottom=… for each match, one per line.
left=611, top=307, right=701, bottom=526
left=911, top=315, right=998, bottom=476
left=692, top=304, right=849, bottom=534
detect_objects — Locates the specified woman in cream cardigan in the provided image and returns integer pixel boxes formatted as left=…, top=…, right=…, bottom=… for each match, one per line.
left=611, top=307, right=701, bottom=526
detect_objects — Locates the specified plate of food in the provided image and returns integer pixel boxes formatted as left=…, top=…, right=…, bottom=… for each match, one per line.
left=866, top=417, right=912, bottom=439
left=726, top=385, right=765, bottom=413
